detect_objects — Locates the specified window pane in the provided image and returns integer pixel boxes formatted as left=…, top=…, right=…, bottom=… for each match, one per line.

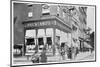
left=42, top=4, right=50, bottom=15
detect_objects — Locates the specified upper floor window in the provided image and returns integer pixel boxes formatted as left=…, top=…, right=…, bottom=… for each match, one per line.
left=57, top=6, right=60, bottom=16
left=28, top=4, right=33, bottom=17
left=42, top=4, right=50, bottom=15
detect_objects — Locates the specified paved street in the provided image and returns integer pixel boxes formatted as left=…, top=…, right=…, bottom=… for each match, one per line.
left=75, top=51, right=94, bottom=60
left=77, top=51, right=95, bottom=60
left=13, top=51, right=95, bottom=65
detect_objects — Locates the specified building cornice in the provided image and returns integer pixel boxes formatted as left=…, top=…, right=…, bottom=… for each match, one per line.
left=22, top=15, right=72, bottom=30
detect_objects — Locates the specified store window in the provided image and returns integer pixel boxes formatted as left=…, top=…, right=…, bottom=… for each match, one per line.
left=37, top=29, right=45, bottom=52
left=55, top=29, right=61, bottom=46
left=47, top=37, right=52, bottom=45
left=26, top=38, right=36, bottom=53
left=25, top=30, right=36, bottom=53
left=60, top=31, right=67, bottom=43
left=45, top=28, right=53, bottom=52
left=46, top=37, right=52, bottom=49
left=38, top=37, right=44, bottom=52
left=38, top=38, right=44, bottom=46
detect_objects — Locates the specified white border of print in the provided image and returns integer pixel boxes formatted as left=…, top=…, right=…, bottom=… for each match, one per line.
left=11, top=0, right=96, bottom=67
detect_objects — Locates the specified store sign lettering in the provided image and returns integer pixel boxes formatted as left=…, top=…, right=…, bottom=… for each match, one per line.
left=25, top=21, right=56, bottom=27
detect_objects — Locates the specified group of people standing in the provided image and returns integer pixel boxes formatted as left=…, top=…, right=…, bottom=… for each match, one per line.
left=30, top=42, right=80, bottom=63
left=60, top=44, right=79, bottom=60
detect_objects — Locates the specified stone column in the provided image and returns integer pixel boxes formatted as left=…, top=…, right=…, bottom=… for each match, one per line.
left=44, top=28, right=47, bottom=49
left=36, top=28, right=38, bottom=51
left=52, top=28, right=56, bottom=56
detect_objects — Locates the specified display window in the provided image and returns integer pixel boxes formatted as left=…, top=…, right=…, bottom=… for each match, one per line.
left=25, top=29, right=37, bottom=53
left=38, top=37, right=44, bottom=52
left=26, top=38, right=36, bottom=53
left=46, top=37, right=52, bottom=50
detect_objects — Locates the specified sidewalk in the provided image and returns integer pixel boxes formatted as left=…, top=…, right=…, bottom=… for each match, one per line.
left=13, top=51, right=94, bottom=65
left=13, top=56, right=33, bottom=66
left=47, top=51, right=94, bottom=62
left=74, top=51, right=94, bottom=60
left=47, top=53, right=71, bottom=62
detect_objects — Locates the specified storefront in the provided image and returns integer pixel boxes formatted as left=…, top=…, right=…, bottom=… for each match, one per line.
left=22, top=16, right=72, bottom=56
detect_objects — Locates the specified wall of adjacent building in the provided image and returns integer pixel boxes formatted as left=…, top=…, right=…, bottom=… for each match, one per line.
left=14, top=3, right=28, bottom=45
left=27, top=4, right=42, bottom=20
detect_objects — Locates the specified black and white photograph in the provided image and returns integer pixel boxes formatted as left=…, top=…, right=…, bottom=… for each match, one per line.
left=11, top=0, right=96, bottom=66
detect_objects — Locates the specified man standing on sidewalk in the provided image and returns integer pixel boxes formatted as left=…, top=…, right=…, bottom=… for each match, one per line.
left=67, top=47, right=72, bottom=59
left=60, top=46, right=65, bottom=60
left=40, top=47, right=47, bottom=63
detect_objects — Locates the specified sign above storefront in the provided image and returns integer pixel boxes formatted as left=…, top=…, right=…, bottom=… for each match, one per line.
left=24, top=20, right=71, bottom=33
left=24, top=21, right=56, bottom=28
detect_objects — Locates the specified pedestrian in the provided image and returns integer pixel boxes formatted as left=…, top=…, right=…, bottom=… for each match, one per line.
left=72, top=47, right=77, bottom=59
left=60, top=47, right=65, bottom=60
left=68, top=47, right=72, bottom=59
left=31, top=51, right=39, bottom=63
left=40, top=47, right=47, bottom=63
left=76, top=47, right=79, bottom=55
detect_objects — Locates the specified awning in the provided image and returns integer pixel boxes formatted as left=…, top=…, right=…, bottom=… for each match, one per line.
left=37, top=29, right=45, bottom=37
left=84, top=42, right=92, bottom=48
left=79, top=37, right=84, bottom=41
left=46, top=28, right=53, bottom=36
left=25, top=29, right=36, bottom=38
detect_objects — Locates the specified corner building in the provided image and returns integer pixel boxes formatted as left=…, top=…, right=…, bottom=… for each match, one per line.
left=22, top=4, right=72, bottom=56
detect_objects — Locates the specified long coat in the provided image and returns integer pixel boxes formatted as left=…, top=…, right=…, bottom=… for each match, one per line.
left=40, top=51, right=47, bottom=63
